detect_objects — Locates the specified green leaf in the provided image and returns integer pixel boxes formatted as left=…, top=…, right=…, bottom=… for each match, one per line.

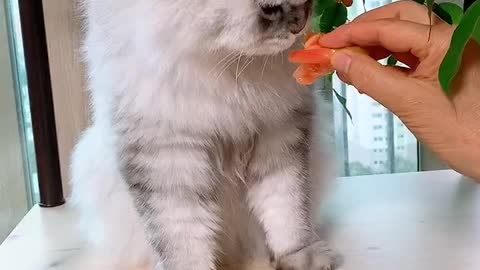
left=313, top=0, right=336, bottom=16
left=319, top=3, right=348, bottom=33
left=312, top=0, right=337, bottom=32
left=333, top=88, right=353, bottom=121
left=387, top=56, right=398, bottom=66
left=438, top=3, right=464, bottom=25
left=312, top=16, right=323, bottom=32
left=439, top=0, right=480, bottom=95
left=476, top=23, right=480, bottom=44
left=433, top=3, right=453, bottom=24
left=327, top=73, right=333, bottom=83
left=434, top=3, right=464, bottom=25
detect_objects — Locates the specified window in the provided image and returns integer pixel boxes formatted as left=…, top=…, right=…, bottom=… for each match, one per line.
left=0, top=0, right=36, bottom=241
left=330, top=0, right=418, bottom=177
left=368, top=1, right=382, bottom=8
left=1, top=0, right=64, bottom=241
left=7, top=0, right=39, bottom=202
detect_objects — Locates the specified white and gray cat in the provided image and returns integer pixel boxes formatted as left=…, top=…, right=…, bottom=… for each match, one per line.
left=71, top=0, right=338, bottom=269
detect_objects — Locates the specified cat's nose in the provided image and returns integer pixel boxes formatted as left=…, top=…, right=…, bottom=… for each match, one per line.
left=287, top=2, right=310, bottom=34
left=259, top=1, right=311, bottom=35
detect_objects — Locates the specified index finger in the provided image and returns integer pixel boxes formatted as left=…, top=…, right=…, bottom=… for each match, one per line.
left=319, top=19, right=431, bottom=58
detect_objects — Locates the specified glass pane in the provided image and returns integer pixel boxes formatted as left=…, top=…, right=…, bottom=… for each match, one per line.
left=333, top=0, right=419, bottom=176
left=6, top=0, right=39, bottom=203
left=0, top=0, right=38, bottom=241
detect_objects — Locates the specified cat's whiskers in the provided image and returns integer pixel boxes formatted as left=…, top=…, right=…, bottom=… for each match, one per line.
left=235, top=52, right=244, bottom=84
left=215, top=53, right=240, bottom=81
left=260, top=55, right=270, bottom=79
left=237, top=56, right=255, bottom=79
left=235, top=47, right=259, bottom=83
left=208, top=50, right=236, bottom=75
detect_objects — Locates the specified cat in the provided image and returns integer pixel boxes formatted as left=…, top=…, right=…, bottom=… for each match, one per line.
left=71, top=0, right=338, bottom=269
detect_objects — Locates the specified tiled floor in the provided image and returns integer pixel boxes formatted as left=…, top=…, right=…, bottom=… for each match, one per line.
left=1, top=170, right=479, bottom=270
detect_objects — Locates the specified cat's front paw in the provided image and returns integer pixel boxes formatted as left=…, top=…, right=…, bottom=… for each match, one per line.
left=273, top=241, right=340, bottom=270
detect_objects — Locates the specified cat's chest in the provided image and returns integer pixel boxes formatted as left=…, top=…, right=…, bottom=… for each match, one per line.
left=117, top=81, right=307, bottom=138
left=111, top=54, right=311, bottom=139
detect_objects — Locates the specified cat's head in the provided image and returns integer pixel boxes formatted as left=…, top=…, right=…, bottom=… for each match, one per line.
left=84, top=0, right=312, bottom=58
left=162, top=0, right=312, bottom=56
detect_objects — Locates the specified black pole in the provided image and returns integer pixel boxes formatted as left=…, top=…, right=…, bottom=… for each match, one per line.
left=17, top=0, right=65, bottom=207
left=464, top=0, right=475, bottom=11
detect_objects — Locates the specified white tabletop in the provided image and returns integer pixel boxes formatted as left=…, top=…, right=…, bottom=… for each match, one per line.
left=1, top=170, right=479, bottom=270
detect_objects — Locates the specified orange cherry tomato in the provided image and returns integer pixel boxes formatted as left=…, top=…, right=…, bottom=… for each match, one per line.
left=289, top=33, right=367, bottom=85
left=288, top=48, right=336, bottom=65
left=293, top=63, right=334, bottom=85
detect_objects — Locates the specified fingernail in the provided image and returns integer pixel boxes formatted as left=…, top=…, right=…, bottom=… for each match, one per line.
left=332, top=51, right=352, bottom=74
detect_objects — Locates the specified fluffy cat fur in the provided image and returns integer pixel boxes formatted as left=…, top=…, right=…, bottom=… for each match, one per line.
left=71, top=0, right=337, bottom=269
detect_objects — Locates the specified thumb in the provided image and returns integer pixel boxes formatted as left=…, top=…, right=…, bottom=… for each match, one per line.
left=332, top=50, right=416, bottom=112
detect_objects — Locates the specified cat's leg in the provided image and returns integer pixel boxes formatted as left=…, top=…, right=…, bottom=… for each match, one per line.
left=120, top=139, right=221, bottom=270
left=247, top=121, right=337, bottom=270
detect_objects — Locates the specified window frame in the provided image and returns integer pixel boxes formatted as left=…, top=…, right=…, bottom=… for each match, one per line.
left=16, top=0, right=64, bottom=207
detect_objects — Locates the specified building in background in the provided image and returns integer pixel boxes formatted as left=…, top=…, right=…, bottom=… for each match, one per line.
left=332, top=0, right=417, bottom=176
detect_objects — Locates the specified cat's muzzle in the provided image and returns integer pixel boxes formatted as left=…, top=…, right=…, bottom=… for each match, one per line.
left=259, top=0, right=312, bottom=34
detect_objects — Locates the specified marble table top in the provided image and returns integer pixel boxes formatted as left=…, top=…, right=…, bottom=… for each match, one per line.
left=1, top=170, right=479, bottom=270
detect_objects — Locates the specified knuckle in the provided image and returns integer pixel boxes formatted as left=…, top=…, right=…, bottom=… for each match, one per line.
left=375, top=20, right=397, bottom=42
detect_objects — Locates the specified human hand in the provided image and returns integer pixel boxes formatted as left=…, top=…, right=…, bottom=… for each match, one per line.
left=319, top=1, right=480, bottom=181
